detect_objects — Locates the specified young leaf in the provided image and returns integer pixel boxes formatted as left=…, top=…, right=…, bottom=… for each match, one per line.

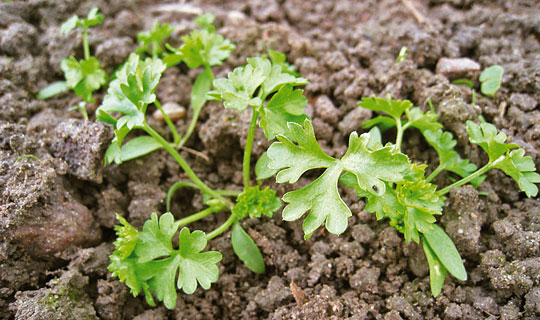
left=259, top=84, right=309, bottom=140
left=479, top=65, right=503, bottom=97
left=422, top=224, right=467, bottom=281
left=60, top=56, right=107, bottom=102
left=37, top=81, right=68, bottom=100
left=137, top=21, right=174, bottom=58
left=97, top=54, right=166, bottom=131
left=169, top=29, right=235, bottom=69
left=195, top=13, right=216, bottom=32
left=119, top=136, right=162, bottom=163
left=60, top=7, right=104, bottom=35
left=132, top=213, right=222, bottom=309
left=255, top=152, right=279, bottom=181
left=404, top=107, right=442, bottom=133
left=493, top=148, right=540, bottom=197
left=231, top=223, right=265, bottom=274
left=361, top=115, right=396, bottom=131
left=466, top=120, right=519, bottom=162
left=357, top=96, right=412, bottom=120
left=60, top=15, right=80, bottom=35
left=191, top=68, right=212, bottom=114
left=268, top=119, right=409, bottom=237
left=422, top=237, right=448, bottom=297
left=267, top=49, right=299, bottom=76
left=232, top=186, right=281, bottom=220
left=423, top=129, right=483, bottom=186
left=112, top=214, right=138, bottom=259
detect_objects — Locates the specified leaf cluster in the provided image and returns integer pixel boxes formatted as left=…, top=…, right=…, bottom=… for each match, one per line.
left=60, top=7, right=104, bottom=35
left=136, top=21, right=174, bottom=58
left=109, top=213, right=222, bottom=309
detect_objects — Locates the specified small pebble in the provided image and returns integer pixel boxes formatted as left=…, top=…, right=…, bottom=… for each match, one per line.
left=436, top=57, right=480, bottom=79
left=152, top=102, right=186, bottom=123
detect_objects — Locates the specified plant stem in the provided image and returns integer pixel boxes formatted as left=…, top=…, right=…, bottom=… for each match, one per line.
left=395, top=117, right=404, bottom=151
left=82, top=28, right=90, bottom=60
left=426, top=164, right=445, bottom=183
left=177, top=207, right=219, bottom=228
left=437, top=160, right=496, bottom=195
left=243, top=110, right=259, bottom=188
left=206, top=214, right=236, bottom=240
left=143, top=122, right=233, bottom=209
left=155, top=99, right=181, bottom=145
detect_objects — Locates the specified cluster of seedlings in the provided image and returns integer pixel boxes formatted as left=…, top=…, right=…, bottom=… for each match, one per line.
left=39, top=8, right=540, bottom=309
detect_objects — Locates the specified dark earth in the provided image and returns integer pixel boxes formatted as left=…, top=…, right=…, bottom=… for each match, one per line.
left=1, top=0, right=540, bottom=319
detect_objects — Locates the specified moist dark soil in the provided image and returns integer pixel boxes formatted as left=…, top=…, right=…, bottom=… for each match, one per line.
left=1, top=0, right=540, bottom=319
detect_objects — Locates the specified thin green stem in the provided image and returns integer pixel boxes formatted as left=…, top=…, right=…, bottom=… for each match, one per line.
left=177, top=207, right=219, bottom=228
left=395, top=117, right=404, bottom=151
left=82, top=28, right=90, bottom=60
left=243, top=110, right=259, bottom=188
left=166, top=181, right=198, bottom=212
left=155, top=99, right=181, bottom=145
left=206, top=214, right=236, bottom=240
left=437, top=160, right=497, bottom=196
left=143, top=122, right=233, bottom=209
left=426, top=164, right=445, bottom=183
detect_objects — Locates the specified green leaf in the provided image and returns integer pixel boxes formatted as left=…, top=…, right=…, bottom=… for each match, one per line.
left=404, top=107, right=442, bottom=133
left=108, top=254, right=147, bottom=298
left=232, top=186, right=281, bottom=219
left=268, top=120, right=336, bottom=184
left=83, top=7, right=104, bottom=28
left=119, top=136, right=162, bottom=162
left=208, top=62, right=265, bottom=110
left=131, top=213, right=222, bottom=308
left=282, top=165, right=350, bottom=238
left=341, top=132, right=410, bottom=196
left=361, top=115, right=397, bottom=131
left=112, top=214, right=138, bottom=259
left=423, top=129, right=483, bottom=186
left=466, top=120, right=518, bottom=162
left=255, top=152, right=279, bottom=180
left=451, top=79, right=474, bottom=88
left=60, top=15, right=80, bottom=35
left=61, top=56, right=107, bottom=102
left=231, top=223, right=265, bottom=274
left=422, top=237, right=448, bottom=297
left=493, top=148, right=540, bottom=197
left=37, top=81, right=68, bottom=100
left=191, top=68, right=212, bottom=114
left=269, top=119, right=410, bottom=237
left=357, top=96, right=413, bottom=120
left=268, top=49, right=299, bottom=76
left=422, top=224, right=467, bottom=281
left=248, top=56, right=308, bottom=98
left=136, top=21, right=174, bottom=58
left=479, top=65, right=503, bottom=97
left=195, top=13, right=216, bottom=32
left=259, top=84, right=309, bottom=140
left=97, top=53, right=165, bottom=134
left=172, top=29, right=235, bottom=69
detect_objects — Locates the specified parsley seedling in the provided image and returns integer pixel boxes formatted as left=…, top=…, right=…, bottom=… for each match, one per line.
left=479, top=65, right=504, bottom=97
left=37, top=7, right=107, bottom=120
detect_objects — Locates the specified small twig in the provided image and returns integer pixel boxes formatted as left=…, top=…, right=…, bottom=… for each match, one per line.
left=401, top=0, right=426, bottom=24
left=180, top=146, right=210, bottom=162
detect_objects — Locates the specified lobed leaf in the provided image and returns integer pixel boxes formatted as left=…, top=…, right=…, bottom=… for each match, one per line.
left=466, top=120, right=518, bottom=162
left=195, top=13, right=216, bottom=32
left=493, top=148, right=540, bottom=197
left=60, top=56, right=107, bottom=102
left=136, top=21, right=174, bottom=58
left=404, top=107, right=442, bottom=133
left=357, top=96, right=412, bottom=120
left=267, top=49, right=299, bottom=76
left=171, top=29, right=235, bottom=69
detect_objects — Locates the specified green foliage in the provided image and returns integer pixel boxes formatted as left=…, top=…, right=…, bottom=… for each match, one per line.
left=267, top=49, right=299, bottom=76
left=232, top=186, right=281, bottom=220
left=137, top=21, right=174, bottom=58
left=479, top=65, right=503, bottom=97
left=60, top=7, right=104, bottom=35
left=397, top=46, right=408, bottom=63
left=167, top=28, right=235, bottom=69
left=231, top=223, right=265, bottom=274
left=108, top=213, right=222, bottom=309
left=267, top=119, right=409, bottom=238
left=208, top=56, right=309, bottom=139
left=195, top=13, right=216, bottom=32
left=37, top=81, right=68, bottom=100
left=466, top=120, right=540, bottom=197
left=97, top=53, right=166, bottom=164
left=61, top=57, right=107, bottom=102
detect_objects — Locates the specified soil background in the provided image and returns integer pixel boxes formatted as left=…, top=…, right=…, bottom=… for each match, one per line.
left=1, top=0, right=540, bottom=319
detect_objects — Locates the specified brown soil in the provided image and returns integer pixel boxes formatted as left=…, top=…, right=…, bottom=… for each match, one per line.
left=1, top=0, right=539, bottom=319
